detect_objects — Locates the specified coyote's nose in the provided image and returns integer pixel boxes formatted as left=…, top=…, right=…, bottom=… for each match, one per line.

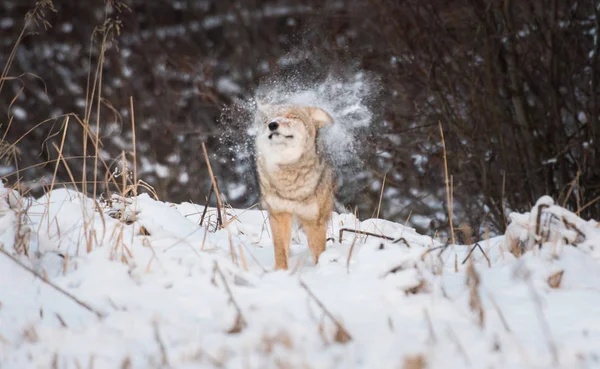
left=268, top=121, right=279, bottom=131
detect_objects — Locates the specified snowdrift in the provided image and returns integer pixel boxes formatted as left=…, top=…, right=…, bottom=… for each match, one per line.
left=1, top=184, right=599, bottom=369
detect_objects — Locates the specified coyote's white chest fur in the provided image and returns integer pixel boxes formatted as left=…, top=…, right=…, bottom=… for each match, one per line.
left=254, top=104, right=335, bottom=270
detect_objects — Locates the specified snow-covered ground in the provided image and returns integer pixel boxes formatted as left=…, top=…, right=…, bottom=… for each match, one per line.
left=1, top=184, right=600, bottom=369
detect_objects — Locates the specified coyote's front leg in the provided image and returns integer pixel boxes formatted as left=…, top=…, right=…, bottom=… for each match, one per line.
left=268, top=211, right=293, bottom=270
left=299, top=217, right=327, bottom=265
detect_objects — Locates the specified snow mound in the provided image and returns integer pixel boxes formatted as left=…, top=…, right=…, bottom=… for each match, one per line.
left=1, top=185, right=600, bottom=368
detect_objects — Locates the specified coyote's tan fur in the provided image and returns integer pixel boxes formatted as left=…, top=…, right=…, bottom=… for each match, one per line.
left=255, top=104, right=334, bottom=270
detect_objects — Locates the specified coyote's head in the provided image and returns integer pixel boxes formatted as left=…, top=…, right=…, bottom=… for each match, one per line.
left=255, top=104, right=333, bottom=166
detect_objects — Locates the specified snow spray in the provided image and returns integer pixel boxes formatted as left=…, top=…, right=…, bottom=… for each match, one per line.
left=219, top=68, right=379, bottom=204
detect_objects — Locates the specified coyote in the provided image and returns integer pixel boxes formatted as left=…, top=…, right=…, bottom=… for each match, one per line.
left=255, top=104, right=334, bottom=270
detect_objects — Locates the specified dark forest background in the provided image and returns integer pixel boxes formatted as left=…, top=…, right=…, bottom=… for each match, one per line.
left=1, top=0, right=599, bottom=240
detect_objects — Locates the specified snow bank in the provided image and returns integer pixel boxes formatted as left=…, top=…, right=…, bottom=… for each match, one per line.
left=1, top=187, right=600, bottom=368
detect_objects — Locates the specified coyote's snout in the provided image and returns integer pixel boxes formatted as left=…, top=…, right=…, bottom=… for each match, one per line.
left=255, top=104, right=334, bottom=270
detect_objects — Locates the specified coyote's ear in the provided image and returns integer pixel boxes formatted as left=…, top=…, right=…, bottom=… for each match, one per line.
left=308, top=107, right=333, bottom=128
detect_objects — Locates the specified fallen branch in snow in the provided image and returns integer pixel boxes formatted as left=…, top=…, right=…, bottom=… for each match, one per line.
left=212, top=261, right=247, bottom=333
left=299, top=280, right=352, bottom=343
left=338, top=228, right=411, bottom=247
left=0, top=248, right=105, bottom=319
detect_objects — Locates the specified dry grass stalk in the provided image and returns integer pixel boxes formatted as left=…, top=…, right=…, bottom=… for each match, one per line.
left=200, top=224, right=209, bottom=251
left=90, top=19, right=121, bottom=201
left=261, top=331, right=293, bottom=354
left=129, top=96, right=138, bottom=196
left=402, top=354, right=427, bottom=369
left=86, top=229, right=94, bottom=253
left=237, top=244, right=248, bottom=271
left=142, top=237, right=164, bottom=273
left=299, top=280, right=352, bottom=343
left=547, top=270, right=564, bottom=289
left=501, top=170, right=507, bottom=230
left=345, top=232, right=359, bottom=273
left=228, top=233, right=238, bottom=267
left=201, top=143, right=225, bottom=228
left=62, top=253, right=69, bottom=275
left=438, top=121, right=457, bottom=273
left=376, top=172, right=387, bottom=219
left=438, top=121, right=455, bottom=245
left=466, top=261, right=485, bottom=327
left=561, top=171, right=580, bottom=209
left=0, top=1, right=55, bottom=95
left=578, top=194, right=600, bottom=215
left=48, top=117, right=70, bottom=195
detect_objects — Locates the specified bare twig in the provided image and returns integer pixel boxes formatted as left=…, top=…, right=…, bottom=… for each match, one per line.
left=339, top=228, right=389, bottom=243
left=213, top=262, right=247, bottom=333
left=394, top=237, right=411, bottom=247
left=153, top=320, right=170, bottom=367
left=300, top=279, right=352, bottom=343
left=199, top=182, right=214, bottom=226
left=461, top=242, right=491, bottom=267
left=376, top=172, right=387, bottom=219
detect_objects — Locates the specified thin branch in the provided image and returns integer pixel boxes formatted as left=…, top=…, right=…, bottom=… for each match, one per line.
left=299, top=279, right=352, bottom=343
left=0, top=248, right=104, bottom=319
left=461, top=242, right=491, bottom=267
left=213, top=262, right=247, bottom=333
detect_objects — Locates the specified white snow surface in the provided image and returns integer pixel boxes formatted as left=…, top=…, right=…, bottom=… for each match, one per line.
left=1, top=184, right=600, bottom=369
